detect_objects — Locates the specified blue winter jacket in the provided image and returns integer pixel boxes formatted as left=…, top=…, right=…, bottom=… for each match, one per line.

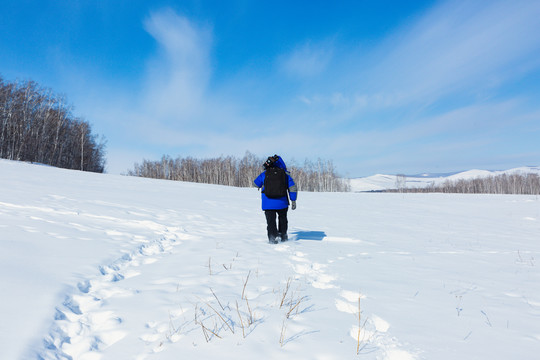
left=253, top=156, right=298, bottom=210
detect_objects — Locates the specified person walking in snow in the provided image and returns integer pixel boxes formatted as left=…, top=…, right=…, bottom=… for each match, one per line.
left=254, top=155, right=297, bottom=243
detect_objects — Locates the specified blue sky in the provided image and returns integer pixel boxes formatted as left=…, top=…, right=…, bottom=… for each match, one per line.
left=2, top=0, right=540, bottom=177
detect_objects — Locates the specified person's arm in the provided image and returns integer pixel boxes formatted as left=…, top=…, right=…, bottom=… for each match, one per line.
left=287, top=175, right=297, bottom=209
left=254, top=172, right=265, bottom=189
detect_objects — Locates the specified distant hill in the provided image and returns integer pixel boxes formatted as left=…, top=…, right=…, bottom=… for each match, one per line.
left=350, top=166, right=540, bottom=192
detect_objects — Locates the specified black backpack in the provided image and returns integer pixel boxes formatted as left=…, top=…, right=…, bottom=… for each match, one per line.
left=264, top=167, right=288, bottom=198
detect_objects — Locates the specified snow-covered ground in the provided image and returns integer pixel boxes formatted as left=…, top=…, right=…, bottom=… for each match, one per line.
left=350, top=167, right=540, bottom=192
left=1, top=159, right=539, bottom=359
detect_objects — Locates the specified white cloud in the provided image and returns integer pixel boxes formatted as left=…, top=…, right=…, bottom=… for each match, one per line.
left=278, top=40, right=333, bottom=77
left=142, top=9, right=213, bottom=119
left=367, top=0, right=540, bottom=106
left=293, top=0, right=540, bottom=116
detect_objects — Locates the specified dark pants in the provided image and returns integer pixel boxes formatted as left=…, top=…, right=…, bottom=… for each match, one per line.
left=265, top=208, right=288, bottom=241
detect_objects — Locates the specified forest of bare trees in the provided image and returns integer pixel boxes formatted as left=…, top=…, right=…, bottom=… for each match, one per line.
left=127, top=152, right=350, bottom=192
left=0, top=76, right=106, bottom=172
left=389, top=173, right=540, bottom=195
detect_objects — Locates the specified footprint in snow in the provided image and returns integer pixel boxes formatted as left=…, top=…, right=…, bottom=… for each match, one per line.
left=337, top=290, right=416, bottom=359
left=37, top=232, right=183, bottom=360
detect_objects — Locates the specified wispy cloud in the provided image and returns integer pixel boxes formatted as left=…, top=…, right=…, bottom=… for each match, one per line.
left=67, top=9, right=218, bottom=172
left=296, top=0, right=540, bottom=114
left=273, top=1, right=540, bottom=174
left=370, top=0, right=540, bottom=106
left=278, top=40, right=334, bottom=78
left=278, top=0, right=540, bottom=175
left=142, top=8, right=213, bottom=119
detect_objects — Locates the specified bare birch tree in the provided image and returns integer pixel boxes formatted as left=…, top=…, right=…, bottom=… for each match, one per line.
left=127, top=152, right=351, bottom=192
left=387, top=173, right=540, bottom=195
left=0, top=75, right=106, bottom=172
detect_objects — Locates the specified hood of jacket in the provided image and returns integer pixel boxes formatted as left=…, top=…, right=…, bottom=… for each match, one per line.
left=274, top=156, right=287, bottom=171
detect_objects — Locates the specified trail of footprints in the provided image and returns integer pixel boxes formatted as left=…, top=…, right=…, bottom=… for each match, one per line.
left=38, top=229, right=184, bottom=360
left=38, top=231, right=414, bottom=359
left=278, top=242, right=416, bottom=360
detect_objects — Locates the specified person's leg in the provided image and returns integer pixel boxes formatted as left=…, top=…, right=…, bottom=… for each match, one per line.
left=264, top=210, right=278, bottom=242
left=277, top=208, right=288, bottom=241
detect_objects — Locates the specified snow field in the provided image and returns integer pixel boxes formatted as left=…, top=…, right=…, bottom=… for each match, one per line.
left=1, top=159, right=540, bottom=359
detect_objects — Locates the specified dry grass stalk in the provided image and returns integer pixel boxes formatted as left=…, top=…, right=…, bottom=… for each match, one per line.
left=286, top=295, right=307, bottom=319
left=201, top=322, right=222, bottom=341
left=279, top=318, right=287, bottom=347
left=209, top=321, right=222, bottom=339
left=356, top=296, right=364, bottom=355
left=210, top=287, right=225, bottom=311
left=168, top=310, right=178, bottom=336
left=235, top=300, right=246, bottom=338
left=245, top=297, right=254, bottom=325
left=241, top=270, right=251, bottom=300
left=205, top=301, right=235, bottom=334
left=356, top=296, right=360, bottom=354
left=201, top=323, right=209, bottom=342
left=280, top=277, right=292, bottom=308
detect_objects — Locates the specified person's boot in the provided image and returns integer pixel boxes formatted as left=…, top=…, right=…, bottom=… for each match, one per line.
left=280, top=233, right=288, bottom=242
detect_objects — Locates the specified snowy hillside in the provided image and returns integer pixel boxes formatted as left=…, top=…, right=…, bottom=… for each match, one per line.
left=350, top=166, right=540, bottom=192
left=1, top=159, right=540, bottom=359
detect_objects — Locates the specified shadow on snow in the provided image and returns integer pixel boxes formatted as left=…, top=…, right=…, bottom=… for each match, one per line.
left=291, top=231, right=326, bottom=241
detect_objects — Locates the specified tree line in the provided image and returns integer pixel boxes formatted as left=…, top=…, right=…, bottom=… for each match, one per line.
left=127, top=152, right=350, bottom=192
left=388, top=173, right=540, bottom=195
left=0, top=76, right=106, bottom=172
